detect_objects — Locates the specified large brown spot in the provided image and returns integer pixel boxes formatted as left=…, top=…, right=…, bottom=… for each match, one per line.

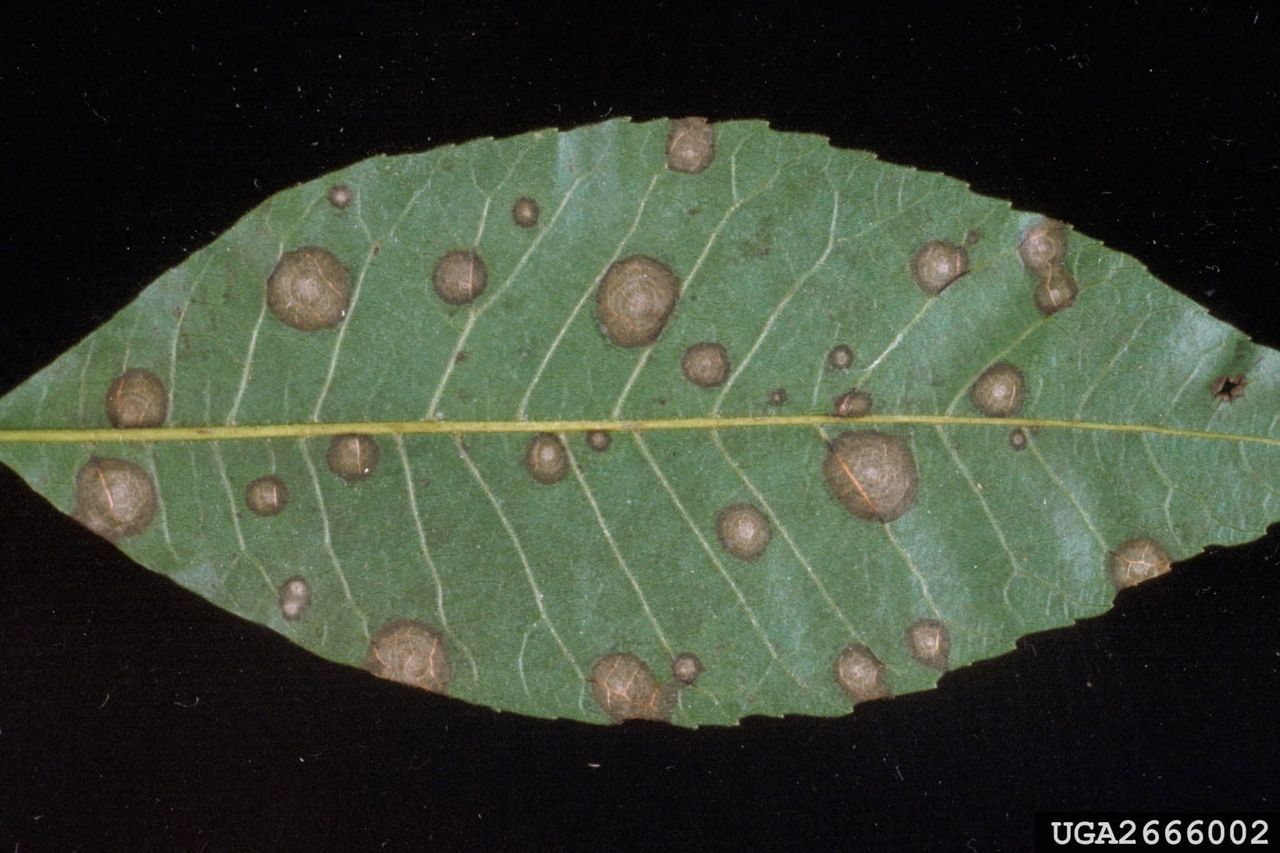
left=364, top=619, right=452, bottom=694
left=105, top=368, right=168, bottom=429
left=911, top=240, right=969, bottom=296
left=73, top=457, right=157, bottom=541
left=681, top=342, right=730, bottom=388
left=266, top=246, right=351, bottom=331
left=327, top=433, right=380, bottom=483
left=433, top=249, right=488, bottom=305
left=1108, top=536, right=1172, bottom=589
left=245, top=474, right=289, bottom=517
left=666, top=117, right=715, bottom=174
left=524, top=433, right=568, bottom=484
left=1034, top=265, right=1078, bottom=316
left=590, top=652, right=669, bottom=722
left=1018, top=218, right=1068, bottom=275
left=834, top=643, right=892, bottom=704
left=822, top=430, right=918, bottom=523
left=905, top=619, right=951, bottom=671
left=595, top=255, right=681, bottom=347
left=278, top=576, right=311, bottom=621
left=969, top=362, right=1027, bottom=417
left=716, top=503, right=772, bottom=561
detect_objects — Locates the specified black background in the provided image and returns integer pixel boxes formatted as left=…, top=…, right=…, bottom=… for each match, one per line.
left=2, top=3, right=1277, bottom=850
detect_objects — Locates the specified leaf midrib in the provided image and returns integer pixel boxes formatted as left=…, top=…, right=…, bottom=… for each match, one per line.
left=0, top=414, right=1274, bottom=445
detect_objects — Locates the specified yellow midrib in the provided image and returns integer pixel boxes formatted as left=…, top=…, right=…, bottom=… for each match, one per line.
left=0, top=414, right=1276, bottom=446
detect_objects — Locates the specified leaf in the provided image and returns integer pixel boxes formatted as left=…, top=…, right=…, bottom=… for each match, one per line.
left=0, top=118, right=1276, bottom=727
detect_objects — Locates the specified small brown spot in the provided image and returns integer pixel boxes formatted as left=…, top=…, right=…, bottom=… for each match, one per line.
left=278, top=576, right=311, bottom=621
left=767, top=387, right=788, bottom=406
left=905, top=619, right=951, bottom=671
left=266, top=246, right=351, bottom=331
left=524, top=433, right=568, bottom=484
left=326, top=433, right=379, bottom=483
left=827, top=345, right=854, bottom=370
left=512, top=196, right=540, bottom=228
left=1033, top=265, right=1078, bottom=316
left=1108, top=536, right=1173, bottom=590
left=1008, top=428, right=1028, bottom=450
left=590, top=652, right=668, bottom=722
left=585, top=430, right=612, bottom=452
left=454, top=351, right=468, bottom=364
left=327, top=184, right=353, bottom=210
left=834, top=389, right=873, bottom=418
left=364, top=619, right=452, bottom=694
left=969, top=361, right=1027, bottom=417
left=595, top=255, right=681, bottom=347
left=715, top=503, right=772, bottom=561
left=1211, top=373, right=1247, bottom=403
left=73, top=457, right=157, bottom=541
left=666, top=117, right=715, bottom=175
left=671, top=653, right=704, bottom=686
left=433, top=249, right=488, bottom=306
left=681, top=342, right=731, bottom=388
left=834, top=643, right=892, bottom=704
left=105, top=368, right=168, bottom=429
left=822, top=430, right=918, bottom=523
left=1018, top=218, right=1068, bottom=275
left=911, top=240, right=969, bottom=296
left=964, top=230, right=982, bottom=245
left=245, top=474, right=289, bottom=517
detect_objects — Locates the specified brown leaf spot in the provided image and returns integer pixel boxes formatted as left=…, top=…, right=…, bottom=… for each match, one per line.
left=595, top=255, right=681, bottom=347
left=525, top=433, right=568, bottom=484
left=834, top=643, right=892, bottom=704
left=266, top=246, right=351, bottom=331
left=671, top=652, right=704, bottom=686
left=905, top=618, right=951, bottom=671
left=245, top=474, right=289, bottom=517
left=834, top=389, right=873, bottom=418
left=1008, top=427, right=1028, bottom=450
left=822, top=430, right=918, bottom=523
left=105, top=368, right=168, bottom=429
left=1033, top=265, right=1079, bottom=316
left=512, top=196, right=540, bottom=228
left=278, top=575, right=311, bottom=621
left=969, top=361, right=1027, bottom=417
left=666, top=117, right=715, bottom=174
left=585, top=430, right=613, bottom=452
left=715, top=503, right=772, bottom=561
left=326, top=433, right=380, bottom=483
left=1018, top=218, right=1068, bottom=275
left=767, top=387, right=788, bottom=406
left=1108, top=536, right=1172, bottom=590
left=364, top=619, right=452, bottom=694
left=73, top=457, right=157, bottom=541
left=327, top=184, right=353, bottom=210
left=681, top=342, right=731, bottom=388
left=433, top=249, right=488, bottom=306
left=911, top=240, right=969, bottom=296
left=827, top=344, right=854, bottom=370
left=590, top=652, right=668, bottom=722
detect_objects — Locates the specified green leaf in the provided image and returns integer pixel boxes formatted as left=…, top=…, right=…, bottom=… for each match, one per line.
left=0, top=118, right=1276, bottom=727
